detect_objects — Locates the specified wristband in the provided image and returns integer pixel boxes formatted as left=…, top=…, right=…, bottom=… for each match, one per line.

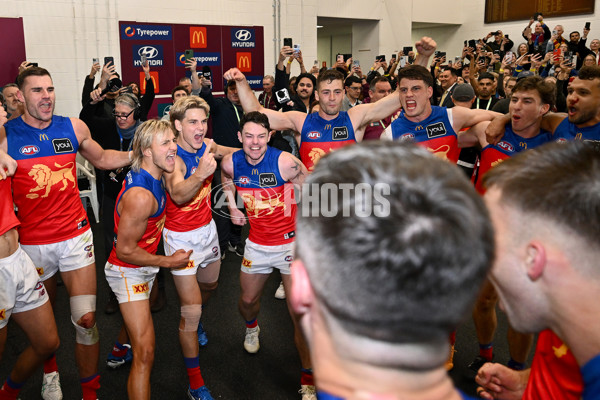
left=128, top=151, right=132, bottom=162
left=499, top=68, right=505, bottom=73
left=287, top=60, right=293, bottom=65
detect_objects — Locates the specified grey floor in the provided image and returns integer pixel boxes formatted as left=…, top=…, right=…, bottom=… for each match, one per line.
left=0, top=212, right=533, bottom=399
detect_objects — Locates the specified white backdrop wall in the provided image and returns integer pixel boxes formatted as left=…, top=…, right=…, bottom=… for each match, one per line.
left=412, top=0, right=600, bottom=62
left=3, top=0, right=598, bottom=117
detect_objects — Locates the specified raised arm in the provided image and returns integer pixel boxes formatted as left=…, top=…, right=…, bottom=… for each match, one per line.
left=73, top=118, right=131, bottom=170
left=451, top=106, right=502, bottom=132
left=223, top=68, right=305, bottom=132
left=116, top=188, right=191, bottom=268
left=163, top=148, right=216, bottom=205
left=413, top=36, right=437, bottom=67
left=347, top=87, right=401, bottom=139
left=207, top=138, right=236, bottom=160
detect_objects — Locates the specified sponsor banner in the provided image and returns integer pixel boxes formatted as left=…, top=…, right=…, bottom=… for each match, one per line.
left=236, top=52, right=252, bottom=72
left=175, top=52, right=221, bottom=66
left=190, top=27, right=208, bottom=48
left=121, top=24, right=172, bottom=40
left=132, top=45, right=164, bottom=67
left=140, top=71, right=160, bottom=94
left=246, top=76, right=263, bottom=90
left=231, top=28, right=255, bottom=48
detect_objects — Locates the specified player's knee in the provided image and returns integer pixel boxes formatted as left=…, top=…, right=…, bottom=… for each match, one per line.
left=180, top=304, right=202, bottom=332
left=70, top=295, right=99, bottom=345
left=133, top=343, right=155, bottom=366
left=37, top=334, right=60, bottom=357
left=199, top=280, right=218, bottom=293
left=240, top=294, right=259, bottom=308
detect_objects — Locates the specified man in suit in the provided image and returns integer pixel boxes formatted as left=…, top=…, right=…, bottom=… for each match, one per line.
left=438, top=67, right=458, bottom=108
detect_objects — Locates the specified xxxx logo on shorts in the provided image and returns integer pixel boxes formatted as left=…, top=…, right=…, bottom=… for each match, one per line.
left=242, top=258, right=252, bottom=268
left=132, top=282, right=150, bottom=294
left=0, top=309, right=5, bottom=320
left=36, top=267, right=44, bottom=276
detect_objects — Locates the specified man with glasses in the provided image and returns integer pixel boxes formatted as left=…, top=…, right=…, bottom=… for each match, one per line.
left=341, top=75, right=363, bottom=111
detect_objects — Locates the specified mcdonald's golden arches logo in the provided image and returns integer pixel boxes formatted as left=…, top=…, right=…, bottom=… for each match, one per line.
left=237, top=52, right=252, bottom=72
left=324, top=124, right=331, bottom=130
left=415, top=125, right=424, bottom=131
left=190, top=27, right=207, bottom=48
left=575, top=133, right=583, bottom=140
left=252, top=168, right=259, bottom=175
left=520, top=141, right=528, bottom=149
left=140, top=71, right=160, bottom=93
left=39, top=133, right=49, bottom=141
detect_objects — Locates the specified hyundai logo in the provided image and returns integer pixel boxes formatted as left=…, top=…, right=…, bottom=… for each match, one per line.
left=235, top=30, right=252, bottom=41
left=138, top=46, right=159, bottom=59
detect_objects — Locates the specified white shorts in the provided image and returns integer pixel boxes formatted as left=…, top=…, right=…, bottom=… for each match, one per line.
left=163, top=220, right=221, bottom=276
left=0, top=246, right=49, bottom=329
left=21, top=230, right=95, bottom=281
left=105, top=263, right=159, bottom=304
left=240, top=239, right=294, bottom=275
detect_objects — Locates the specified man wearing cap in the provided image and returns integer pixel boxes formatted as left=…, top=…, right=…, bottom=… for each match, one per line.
left=452, top=83, right=476, bottom=108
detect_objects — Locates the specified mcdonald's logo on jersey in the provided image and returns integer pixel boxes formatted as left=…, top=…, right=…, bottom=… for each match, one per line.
left=39, top=133, right=49, bottom=141
left=324, top=124, right=332, bottom=130
left=190, top=27, right=207, bottom=48
left=252, top=168, right=259, bottom=175
left=575, top=132, right=583, bottom=140
left=519, top=141, right=528, bottom=149
left=415, top=125, right=424, bottom=131
left=140, top=71, right=159, bottom=93
left=237, top=52, right=252, bottom=72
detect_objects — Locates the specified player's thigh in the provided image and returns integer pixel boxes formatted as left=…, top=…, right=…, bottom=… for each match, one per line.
left=172, top=274, right=202, bottom=306
left=12, top=301, right=59, bottom=354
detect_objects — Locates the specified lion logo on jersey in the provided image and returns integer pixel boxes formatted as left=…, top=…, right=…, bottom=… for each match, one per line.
left=181, top=183, right=211, bottom=212
left=308, top=148, right=327, bottom=171
left=146, top=215, right=166, bottom=244
left=241, top=192, right=286, bottom=217
left=427, top=145, right=451, bottom=161
left=27, top=162, right=76, bottom=199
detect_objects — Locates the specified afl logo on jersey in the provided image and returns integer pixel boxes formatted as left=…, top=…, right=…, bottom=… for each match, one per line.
left=400, top=133, right=415, bottom=142
left=191, top=167, right=197, bottom=174
left=259, top=173, right=277, bottom=187
left=238, top=176, right=250, bottom=185
left=497, top=141, right=515, bottom=152
left=52, top=138, right=74, bottom=154
left=19, top=145, right=40, bottom=155
left=332, top=126, right=349, bottom=140
left=307, top=131, right=321, bottom=139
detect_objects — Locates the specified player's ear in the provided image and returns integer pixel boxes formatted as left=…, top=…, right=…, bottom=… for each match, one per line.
left=237, top=131, right=242, bottom=143
left=290, top=259, right=315, bottom=316
left=525, top=241, right=546, bottom=281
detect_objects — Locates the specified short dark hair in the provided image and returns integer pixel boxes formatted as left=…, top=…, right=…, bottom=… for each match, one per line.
left=239, top=111, right=270, bottom=132
left=397, top=65, right=434, bottom=88
left=369, top=76, right=390, bottom=91
left=17, top=67, right=52, bottom=89
left=296, top=141, right=494, bottom=347
left=344, top=75, right=362, bottom=87
left=512, top=76, right=555, bottom=108
left=577, top=65, right=600, bottom=84
left=171, top=85, right=188, bottom=99
left=316, top=69, right=344, bottom=90
left=441, top=67, right=458, bottom=78
left=226, top=80, right=237, bottom=91
left=483, top=141, right=600, bottom=250
left=478, top=72, right=495, bottom=82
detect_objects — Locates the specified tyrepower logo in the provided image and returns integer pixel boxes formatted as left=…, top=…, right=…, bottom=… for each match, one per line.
left=121, top=24, right=172, bottom=40
left=176, top=52, right=221, bottom=67
left=190, top=27, right=207, bottom=48
left=133, top=45, right=164, bottom=67
left=231, top=28, right=255, bottom=48
left=237, top=52, right=252, bottom=72
left=19, top=145, right=40, bottom=155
